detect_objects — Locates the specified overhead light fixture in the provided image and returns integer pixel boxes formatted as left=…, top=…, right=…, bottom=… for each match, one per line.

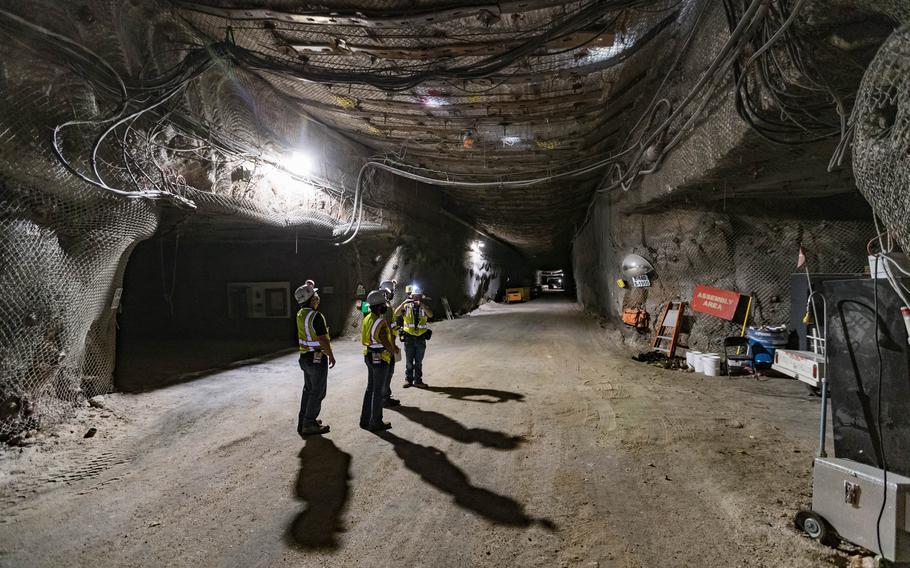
left=268, top=155, right=317, bottom=200
left=621, top=254, right=654, bottom=277
left=421, top=96, right=447, bottom=108
left=501, top=136, right=521, bottom=147
left=284, top=151, right=315, bottom=177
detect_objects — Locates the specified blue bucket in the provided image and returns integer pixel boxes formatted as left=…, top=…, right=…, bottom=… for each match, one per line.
left=747, top=326, right=788, bottom=364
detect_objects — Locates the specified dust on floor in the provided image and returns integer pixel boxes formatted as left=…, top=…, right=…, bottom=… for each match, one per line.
left=0, top=298, right=875, bottom=567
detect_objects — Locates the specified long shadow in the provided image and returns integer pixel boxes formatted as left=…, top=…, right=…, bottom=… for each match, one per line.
left=388, top=405, right=525, bottom=450
left=116, top=345, right=297, bottom=393
left=285, top=435, right=352, bottom=550
left=373, top=430, right=555, bottom=530
left=425, top=386, right=525, bottom=404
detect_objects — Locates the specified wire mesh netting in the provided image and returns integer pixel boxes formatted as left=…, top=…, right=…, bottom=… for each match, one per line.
left=0, top=2, right=379, bottom=437
left=576, top=203, right=874, bottom=353
left=852, top=26, right=910, bottom=255
left=1, top=0, right=907, bottom=437
left=0, top=184, right=159, bottom=437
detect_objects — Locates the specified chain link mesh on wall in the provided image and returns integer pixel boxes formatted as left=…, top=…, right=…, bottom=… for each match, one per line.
left=577, top=204, right=874, bottom=353
left=0, top=3, right=377, bottom=438
left=0, top=184, right=159, bottom=437
left=0, top=39, right=161, bottom=436
left=852, top=26, right=910, bottom=255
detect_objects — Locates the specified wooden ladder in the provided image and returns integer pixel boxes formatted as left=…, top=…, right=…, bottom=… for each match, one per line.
left=653, top=300, right=685, bottom=358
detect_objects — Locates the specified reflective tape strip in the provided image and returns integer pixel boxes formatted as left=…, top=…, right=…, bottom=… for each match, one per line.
left=300, top=309, right=322, bottom=351
left=370, top=317, right=384, bottom=347
left=369, top=317, right=389, bottom=351
left=303, top=310, right=316, bottom=342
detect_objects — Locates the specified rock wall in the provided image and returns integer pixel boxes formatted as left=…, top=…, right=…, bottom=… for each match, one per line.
left=574, top=195, right=875, bottom=352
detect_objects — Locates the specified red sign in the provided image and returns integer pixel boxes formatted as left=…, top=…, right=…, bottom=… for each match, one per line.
left=691, top=285, right=741, bottom=320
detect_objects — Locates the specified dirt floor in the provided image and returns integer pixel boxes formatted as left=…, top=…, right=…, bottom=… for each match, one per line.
left=0, top=297, right=875, bottom=567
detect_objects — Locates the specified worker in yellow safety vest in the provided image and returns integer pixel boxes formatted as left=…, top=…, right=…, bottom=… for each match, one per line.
left=360, top=290, right=400, bottom=431
left=378, top=280, right=401, bottom=408
left=394, top=285, right=433, bottom=388
left=295, top=279, right=335, bottom=436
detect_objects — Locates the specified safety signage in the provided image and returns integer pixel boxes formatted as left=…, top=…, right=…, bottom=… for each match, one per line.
left=631, top=275, right=651, bottom=288
left=691, top=285, right=741, bottom=320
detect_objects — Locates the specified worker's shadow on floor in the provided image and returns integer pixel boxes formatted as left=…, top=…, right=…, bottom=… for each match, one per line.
left=373, top=430, right=555, bottom=531
left=424, top=386, right=525, bottom=404
left=388, top=405, right=524, bottom=450
left=285, top=435, right=351, bottom=550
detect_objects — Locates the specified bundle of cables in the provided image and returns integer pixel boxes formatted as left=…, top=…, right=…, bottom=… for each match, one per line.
left=725, top=0, right=848, bottom=146
left=0, top=8, right=375, bottom=244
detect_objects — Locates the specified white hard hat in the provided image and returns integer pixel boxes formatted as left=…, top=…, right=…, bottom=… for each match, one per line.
left=366, top=289, right=387, bottom=306
left=294, top=280, right=318, bottom=304
left=379, top=280, right=396, bottom=294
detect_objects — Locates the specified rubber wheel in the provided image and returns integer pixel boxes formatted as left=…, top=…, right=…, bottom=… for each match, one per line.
left=806, top=385, right=821, bottom=397
left=795, top=511, right=837, bottom=546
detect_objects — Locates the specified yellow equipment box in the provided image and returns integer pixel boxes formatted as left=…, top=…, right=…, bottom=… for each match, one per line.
left=505, top=287, right=531, bottom=303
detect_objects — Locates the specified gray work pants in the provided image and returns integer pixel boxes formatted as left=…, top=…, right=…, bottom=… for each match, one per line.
left=361, top=355, right=389, bottom=428
left=383, top=358, right=395, bottom=401
left=404, top=334, right=427, bottom=382
left=298, top=351, right=328, bottom=430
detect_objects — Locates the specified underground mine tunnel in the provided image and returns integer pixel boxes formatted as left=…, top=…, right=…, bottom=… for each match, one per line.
left=1, top=1, right=910, bottom=566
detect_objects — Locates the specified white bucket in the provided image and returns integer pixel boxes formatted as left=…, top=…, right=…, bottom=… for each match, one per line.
left=693, top=353, right=705, bottom=373
left=686, top=350, right=701, bottom=370
left=703, top=354, right=722, bottom=376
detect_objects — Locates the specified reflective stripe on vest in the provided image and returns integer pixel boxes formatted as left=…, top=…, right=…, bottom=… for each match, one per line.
left=297, top=308, right=322, bottom=352
left=403, top=304, right=428, bottom=333
left=362, top=312, right=390, bottom=356
left=369, top=317, right=384, bottom=349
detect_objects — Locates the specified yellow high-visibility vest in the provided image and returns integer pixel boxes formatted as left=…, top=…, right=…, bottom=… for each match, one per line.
left=402, top=303, right=429, bottom=336
left=297, top=307, right=329, bottom=352
left=362, top=312, right=392, bottom=363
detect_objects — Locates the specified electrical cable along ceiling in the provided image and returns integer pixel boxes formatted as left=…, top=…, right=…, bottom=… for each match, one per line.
left=0, top=0, right=902, bottom=437
left=175, top=0, right=685, bottom=257
left=0, top=0, right=889, bottom=258
left=172, top=0, right=885, bottom=259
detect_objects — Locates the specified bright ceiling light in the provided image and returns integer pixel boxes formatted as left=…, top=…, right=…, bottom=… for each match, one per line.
left=268, top=161, right=317, bottom=201
left=421, top=96, right=448, bottom=108
left=284, top=151, right=315, bottom=177
left=501, top=136, right=521, bottom=147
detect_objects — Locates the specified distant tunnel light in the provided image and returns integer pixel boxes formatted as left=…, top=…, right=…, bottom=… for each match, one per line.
left=470, top=240, right=485, bottom=252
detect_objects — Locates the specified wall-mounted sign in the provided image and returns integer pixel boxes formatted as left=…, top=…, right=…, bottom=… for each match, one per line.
left=631, top=275, right=651, bottom=288
left=227, top=282, right=291, bottom=319
left=691, top=285, right=741, bottom=321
